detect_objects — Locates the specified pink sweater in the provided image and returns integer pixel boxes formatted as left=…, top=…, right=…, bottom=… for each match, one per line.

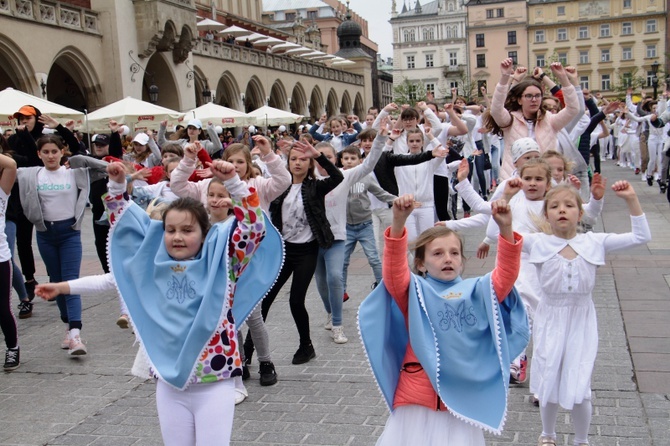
left=383, top=227, right=522, bottom=411
left=491, top=81, right=580, bottom=180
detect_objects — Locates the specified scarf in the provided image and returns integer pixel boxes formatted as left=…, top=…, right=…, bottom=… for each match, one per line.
left=109, top=202, right=283, bottom=390
left=359, top=273, right=529, bottom=434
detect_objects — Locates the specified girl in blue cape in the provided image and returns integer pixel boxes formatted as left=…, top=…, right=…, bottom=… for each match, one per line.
left=358, top=194, right=529, bottom=445
left=36, top=160, right=283, bottom=446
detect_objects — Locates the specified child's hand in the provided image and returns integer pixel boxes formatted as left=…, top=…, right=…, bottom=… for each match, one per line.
left=252, top=135, right=272, bottom=155
left=160, top=120, right=168, bottom=127
left=611, top=180, right=637, bottom=199
left=106, top=162, right=126, bottom=183
left=568, top=174, right=581, bottom=190
left=590, top=173, right=606, bottom=200
left=184, top=142, right=201, bottom=159
left=392, top=194, right=416, bottom=225
left=212, top=197, right=233, bottom=209
left=416, top=101, right=428, bottom=111
left=456, top=158, right=469, bottom=182
left=195, top=168, right=213, bottom=179
left=424, top=126, right=433, bottom=139
left=276, top=138, right=293, bottom=153
left=476, top=242, right=490, bottom=259
left=491, top=198, right=514, bottom=242
left=432, top=145, right=448, bottom=158
left=132, top=168, right=152, bottom=182
left=210, top=160, right=237, bottom=181
left=383, top=103, right=398, bottom=113
left=564, top=66, right=578, bottom=85
left=35, top=283, right=68, bottom=301
left=378, top=116, right=389, bottom=135
left=38, top=115, right=59, bottom=129
left=292, top=140, right=320, bottom=158
left=109, top=120, right=119, bottom=132
left=503, top=177, right=522, bottom=200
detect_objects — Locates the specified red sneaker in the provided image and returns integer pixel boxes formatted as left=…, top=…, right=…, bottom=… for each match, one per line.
left=343, top=292, right=350, bottom=302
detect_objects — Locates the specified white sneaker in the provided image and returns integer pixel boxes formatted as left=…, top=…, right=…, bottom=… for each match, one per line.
left=324, top=313, right=333, bottom=330
left=61, top=330, right=71, bottom=349
left=234, top=387, right=248, bottom=405
left=331, top=326, right=348, bottom=344
left=68, top=335, right=87, bottom=356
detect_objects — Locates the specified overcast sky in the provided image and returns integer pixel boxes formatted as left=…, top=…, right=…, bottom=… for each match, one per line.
left=348, top=0, right=394, bottom=60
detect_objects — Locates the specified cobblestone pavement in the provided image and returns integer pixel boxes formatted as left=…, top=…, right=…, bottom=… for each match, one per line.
left=0, top=160, right=668, bottom=445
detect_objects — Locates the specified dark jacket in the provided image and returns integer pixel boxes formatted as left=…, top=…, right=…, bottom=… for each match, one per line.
left=270, top=153, right=343, bottom=249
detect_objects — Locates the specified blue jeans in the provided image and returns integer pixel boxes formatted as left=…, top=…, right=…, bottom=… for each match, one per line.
left=35, top=219, right=82, bottom=328
left=4, top=220, right=27, bottom=301
left=315, top=240, right=345, bottom=327
left=490, top=144, right=500, bottom=182
left=343, top=221, right=382, bottom=293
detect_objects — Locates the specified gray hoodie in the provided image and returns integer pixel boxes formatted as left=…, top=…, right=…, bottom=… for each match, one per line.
left=346, top=174, right=396, bottom=225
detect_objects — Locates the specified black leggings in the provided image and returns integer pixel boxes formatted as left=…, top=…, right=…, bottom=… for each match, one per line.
left=0, top=260, right=17, bottom=349
left=15, top=213, right=35, bottom=281
left=261, top=240, right=319, bottom=346
left=433, top=175, right=451, bottom=221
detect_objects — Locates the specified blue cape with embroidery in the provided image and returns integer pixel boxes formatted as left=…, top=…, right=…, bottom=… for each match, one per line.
left=358, top=273, right=529, bottom=434
left=109, top=202, right=283, bottom=390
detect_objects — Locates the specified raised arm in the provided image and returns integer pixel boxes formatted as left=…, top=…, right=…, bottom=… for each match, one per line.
left=383, top=195, right=415, bottom=315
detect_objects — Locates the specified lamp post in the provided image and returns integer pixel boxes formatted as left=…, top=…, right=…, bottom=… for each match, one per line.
left=148, top=82, right=159, bottom=104
left=202, top=85, right=212, bottom=103
left=651, top=60, right=660, bottom=99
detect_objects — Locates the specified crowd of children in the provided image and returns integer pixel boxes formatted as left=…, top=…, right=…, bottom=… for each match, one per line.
left=0, top=62, right=656, bottom=445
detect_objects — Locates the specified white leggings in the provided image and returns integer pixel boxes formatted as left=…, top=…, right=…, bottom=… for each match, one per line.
left=405, top=206, right=436, bottom=242
left=156, top=379, right=235, bottom=446
left=540, top=400, right=592, bottom=445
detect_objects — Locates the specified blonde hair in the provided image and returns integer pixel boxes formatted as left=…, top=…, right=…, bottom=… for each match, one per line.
left=518, top=159, right=553, bottom=233
left=541, top=150, right=575, bottom=177
left=410, top=227, right=465, bottom=276
left=518, top=158, right=552, bottom=182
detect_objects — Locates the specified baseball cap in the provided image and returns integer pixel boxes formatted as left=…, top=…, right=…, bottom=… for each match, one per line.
left=133, top=133, right=150, bottom=146
left=187, top=119, right=202, bottom=129
left=511, top=137, right=540, bottom=163
left=13, top=105, right=37, bottom=118
left=93, top=134, right=110, bottom=146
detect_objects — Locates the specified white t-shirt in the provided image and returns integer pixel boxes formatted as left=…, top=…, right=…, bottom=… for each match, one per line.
left=281, top=184, right=314, bottom=244
left=0, top=189, right=11, bottom=262
left=37, top=166, right=77, bottom=222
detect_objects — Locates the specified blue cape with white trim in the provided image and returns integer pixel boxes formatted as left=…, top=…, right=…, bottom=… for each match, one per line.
left=359, top=273, right=529, bottom=434
left=109, top=202, right=283, bottom=390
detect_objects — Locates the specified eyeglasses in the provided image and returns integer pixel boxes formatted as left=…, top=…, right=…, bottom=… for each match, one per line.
left=523, top=94, right=543, bottom=101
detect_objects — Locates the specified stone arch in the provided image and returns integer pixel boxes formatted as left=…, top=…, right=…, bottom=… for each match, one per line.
left=216, top=71, right=242, bottom=110
left=191, top=65, right=210, bottom=107
left=340, top=90, right=352, bottom=115
left=48, top=46, right=102, bottom=112
left=309, top=85, right=324, bottom=121
left=326, top=88, right=339, bottom=118
left=290, top=82, right=308, bottom=118
left=0, top=33, right=35, bottom=92
left=174, top=24, right=194, bottom=65
left=353, top=92, right=365, bottom=118
left=157, top=20, right=177, bottom=52
left=243, top=76, right=265, bottom=113
left=268, top=80, right=288, bottom=110
left=144, top=52, right=181, bottom=110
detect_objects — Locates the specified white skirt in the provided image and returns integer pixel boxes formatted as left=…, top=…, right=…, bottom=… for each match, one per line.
left=376, top=405, right=485, bottom=446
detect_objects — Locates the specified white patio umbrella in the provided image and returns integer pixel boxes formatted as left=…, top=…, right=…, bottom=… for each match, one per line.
left=311, top=54, right=338, bottom=61
left=85, top=96, right=184, bottom=133
left=300, top=50, right=327, bottom=59
left=235, top=33, right=267, bottom=43
left=331, top=59, right=356, bottom=66
left=0, top=87, right=85, bottom=128
left=183, top=102, right=253, bottom=128
left=196, top=18, right=227, bottom=32
left=271, top=42, right=301, bottom=53
left=218, top=25, right=252, bottom=37
left=248, top=105, right=303, bottom=127
left=284, top=46, right=313, bottom=56
left=253, top=36, right=285, bottom=47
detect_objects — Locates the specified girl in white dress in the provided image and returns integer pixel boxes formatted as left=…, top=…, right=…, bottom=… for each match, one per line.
left=525, top=182, right=651, bottom=446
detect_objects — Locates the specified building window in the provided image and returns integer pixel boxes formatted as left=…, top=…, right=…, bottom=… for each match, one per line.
left=508, top=31, right=516, bottom=45
left=496, top=8, right=504, bottom=17
left=425, top=83, right=435, bottom=96
left=580, top=76, right=589, bottom=90
left=558, top=52, right=568, bottom=65
left=450, top=81, right=459, bottom=92
left=535, top=30, right=545, bottom=43
left=601, top=49, right=610, bottom=62
left=600, top=24, right=610, bottom=37
left=508, top=51, right=518, bottom=65
left=622, top=73, right=633, bottom=87
left=449, top=52, right=458, bottom=66
left=579, top=50, right=589, bottom=64
left=407, top=55, right=415, bottom=69
left=486, top=9, right=494, bottom=19
left=536, top=54, right=545, bottom=67
left=425, top=53, right=434, bottom=67
left=622, top=22, right=633, bottom=35
left=306, top=10, right=318, bottom=20
left=601, top=74, right=611, bottom=91
left=623, top=0, right=631, bottom=8
left=557, top=6, right=565, bottom=15
left=476, top=33, right=485, bottom=47
left=423, top=27, right=435, bottom=40
left=646, top=19, right=657, bottom=33
left=285, top=12, right=296, bottom=21
left=622, top=47, right=632, bottom=60
left=579, top=26, right=588, bottom=39
left=408, top=84, right=418, bottom=101
left=647, top=71, right=656, bottom=87
left=404, top=29, right=416, bottom=42
left=646, top=44, right=657, bottom=58
left=557, top=28, right=567, bottom=41
left=476, top=54, right=486, bottom=68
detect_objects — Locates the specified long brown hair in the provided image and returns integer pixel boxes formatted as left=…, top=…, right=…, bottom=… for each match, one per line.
left=222, top=143, right=256, bottom=180
left=287, top=147, right=316, bottom=181
left=410, top=227, right=465, bottom=277
left=482, top=79, right=546, bottom=137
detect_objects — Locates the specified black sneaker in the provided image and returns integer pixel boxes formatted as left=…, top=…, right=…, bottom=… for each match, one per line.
left=241, top=364, right=250, bottom=381
left=292, top=343, right=316, bottom=365
left=647, top=176, right=654, bottom=186
left=24, top=279, right=37, bottom=301
left=259, top=361, right=278, bottom=386
left=243, top=331, right=254, bottom=366
left=17, top=301, right=33, bottom=319
left=4, top=347, right=19, bottom=371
